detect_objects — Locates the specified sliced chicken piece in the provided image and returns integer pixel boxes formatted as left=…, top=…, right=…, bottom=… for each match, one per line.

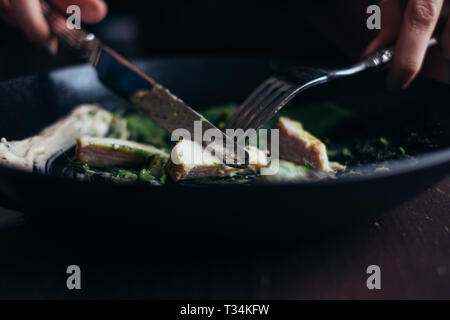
left=75, top=136, right=168, bottom=169
left=166, top=139, right=268, bottom=181
left=0, top=105, right=115, bottom=174
left=277, top=116, right=332, bottom=172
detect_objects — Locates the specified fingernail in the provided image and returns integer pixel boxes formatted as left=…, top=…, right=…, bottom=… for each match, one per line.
left=44, top=37, right=58, bottom=56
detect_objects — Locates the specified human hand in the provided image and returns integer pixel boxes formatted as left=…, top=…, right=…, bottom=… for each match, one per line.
left=0, top=0, right=107, bottom=54
left=364, top=0, right=449, bottom=89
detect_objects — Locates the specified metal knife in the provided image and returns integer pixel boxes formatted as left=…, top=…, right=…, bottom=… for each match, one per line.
left=41, top=1, right=248, bottom=167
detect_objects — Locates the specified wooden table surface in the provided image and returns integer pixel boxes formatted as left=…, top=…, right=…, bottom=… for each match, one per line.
left=0, top=175, right=449, bottom=299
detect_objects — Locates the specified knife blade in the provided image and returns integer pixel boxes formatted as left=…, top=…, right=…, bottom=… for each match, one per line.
left=41, top=1, right=248, bottom=167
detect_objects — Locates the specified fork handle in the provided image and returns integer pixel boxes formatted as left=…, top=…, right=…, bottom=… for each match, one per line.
left=338, top=15, right=446, bottom=77
left=362, top=38, right=438, bottom=69
left=333, top=38, right=439, bottom=77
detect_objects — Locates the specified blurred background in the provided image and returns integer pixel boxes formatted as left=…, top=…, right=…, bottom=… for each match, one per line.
left=0, top=0, right=375, bottom=81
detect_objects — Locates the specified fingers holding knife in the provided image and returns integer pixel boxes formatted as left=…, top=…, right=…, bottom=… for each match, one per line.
left=0, top=0, right=107, bottom=54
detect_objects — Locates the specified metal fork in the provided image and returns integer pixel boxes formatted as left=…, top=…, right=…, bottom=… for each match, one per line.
left=226, top=39, right=438, bottom=131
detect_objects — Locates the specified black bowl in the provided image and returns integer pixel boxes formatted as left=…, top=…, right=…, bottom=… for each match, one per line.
left=0, top=58, right=449, bottom=239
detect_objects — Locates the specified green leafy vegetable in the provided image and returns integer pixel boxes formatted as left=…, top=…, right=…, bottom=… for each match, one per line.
left=257, top=160, right=332, bottom=184
left=125, top=115, right=169, bottom=149
left=265, top=101, right=354, bottom=136
left=201, top=103, right=238, bottom=129
left=145, top=154, right=167, bottom=184
left=116, top=169, right=138, bottom=180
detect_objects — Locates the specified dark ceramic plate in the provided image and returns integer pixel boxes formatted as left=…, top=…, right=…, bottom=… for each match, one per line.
left=0, top=58, right=449, bottom=234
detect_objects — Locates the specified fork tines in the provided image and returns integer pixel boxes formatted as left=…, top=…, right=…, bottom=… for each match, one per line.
left=226, top=76, right=297, bottom=131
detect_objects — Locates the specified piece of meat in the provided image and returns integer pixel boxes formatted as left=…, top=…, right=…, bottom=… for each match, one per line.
left=0, top=105, right=115, bottom=174
left=75, top=136, right=168, bottom=168
left=277, top=116, right=332, bottom=172
left=166, top=139, right=268, bottom=181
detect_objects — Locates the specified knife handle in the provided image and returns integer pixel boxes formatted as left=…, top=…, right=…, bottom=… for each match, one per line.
left=40, top=0, right=102, bottom=65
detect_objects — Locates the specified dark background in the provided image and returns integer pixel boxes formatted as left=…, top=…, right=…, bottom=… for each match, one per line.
left=0, top=0, right=374, bottom=81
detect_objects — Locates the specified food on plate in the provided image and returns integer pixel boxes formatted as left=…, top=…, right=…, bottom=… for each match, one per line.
left=277, top=117, right=332, bottom=172
left=75, top=136, right=168, bottom=168
left=0, top=105, right=116, bottom=174
left=166, top=139, right=268, bottom=181
left=256, top=160, right=333, bottom=184
left=63, top=154, right=167, bottom=186
left=0, top=99, right=414, bottom=185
